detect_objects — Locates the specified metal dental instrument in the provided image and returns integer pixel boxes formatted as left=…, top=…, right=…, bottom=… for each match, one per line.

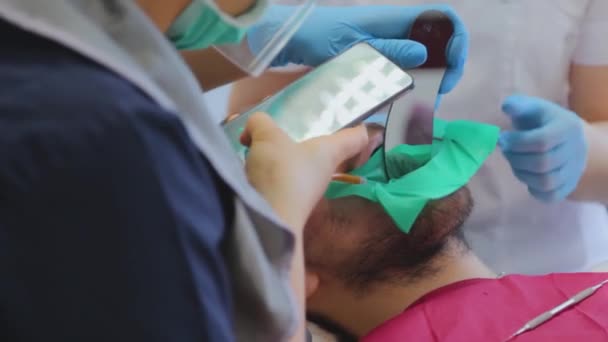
left=383, top=10, right=454, bottom=179
left=505, top=278, right=608, bottom=341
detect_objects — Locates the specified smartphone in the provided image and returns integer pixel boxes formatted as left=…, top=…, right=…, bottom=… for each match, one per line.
left=223, top=42, right=414, bottom=161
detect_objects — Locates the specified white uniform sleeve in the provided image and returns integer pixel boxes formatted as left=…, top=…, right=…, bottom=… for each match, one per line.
left=572, top=0, right=608, bottom=65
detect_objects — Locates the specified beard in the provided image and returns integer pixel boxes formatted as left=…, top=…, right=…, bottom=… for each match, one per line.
left=304, top=187, right=473, bottom=291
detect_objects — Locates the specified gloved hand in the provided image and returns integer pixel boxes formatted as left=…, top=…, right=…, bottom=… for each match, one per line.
left=248, top=5, right=468, bottom=94
left=499, top=94, right=588, bottom=202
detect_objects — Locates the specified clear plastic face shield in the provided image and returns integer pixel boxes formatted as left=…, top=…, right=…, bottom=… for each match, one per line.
left=213, top=0, right=317, bottom=76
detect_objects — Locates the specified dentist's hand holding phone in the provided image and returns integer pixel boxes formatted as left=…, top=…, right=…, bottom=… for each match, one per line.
left=224, top=43, right=414, bottom=161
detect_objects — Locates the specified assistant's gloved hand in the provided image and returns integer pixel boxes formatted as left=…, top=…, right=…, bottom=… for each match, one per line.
left=499, top=94, right=588, bottom=202
left=248, top=5, right=468, bottom=94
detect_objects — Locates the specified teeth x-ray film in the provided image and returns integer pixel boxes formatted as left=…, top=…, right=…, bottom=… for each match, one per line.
left=223, top=43, right=414, bottom=161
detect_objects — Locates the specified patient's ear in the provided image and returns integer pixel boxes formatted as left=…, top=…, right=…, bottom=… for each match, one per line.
left=305, top=271, right=320, bottom=298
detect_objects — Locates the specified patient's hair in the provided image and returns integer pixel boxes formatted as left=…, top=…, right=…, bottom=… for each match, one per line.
left=304, top=187, right=472, bottom=292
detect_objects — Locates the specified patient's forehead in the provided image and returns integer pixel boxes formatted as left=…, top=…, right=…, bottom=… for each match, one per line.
left=305, top=197, right=384, bottom=239
left=304, top=197, right=381, bottom=268
left=306, top=188, right=471, bottom=245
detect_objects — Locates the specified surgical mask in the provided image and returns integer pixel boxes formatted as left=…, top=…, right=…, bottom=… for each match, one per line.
left=167, top=0, right=256, bottom=50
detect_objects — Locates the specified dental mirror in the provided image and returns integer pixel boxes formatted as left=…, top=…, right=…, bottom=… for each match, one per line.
left=383, top=10, right=454, bottom=179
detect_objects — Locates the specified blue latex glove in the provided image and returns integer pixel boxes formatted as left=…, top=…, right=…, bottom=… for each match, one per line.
left=248, top=5, right=468, bottom=94
left=499, top=94, right=588, bottom=202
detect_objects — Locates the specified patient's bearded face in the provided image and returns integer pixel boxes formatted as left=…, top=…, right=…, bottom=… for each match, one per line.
left=304, top=187, right=472, bottom=289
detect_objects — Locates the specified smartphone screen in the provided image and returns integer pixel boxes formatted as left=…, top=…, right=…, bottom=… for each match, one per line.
left=223, top=43, right=414, bottom=161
